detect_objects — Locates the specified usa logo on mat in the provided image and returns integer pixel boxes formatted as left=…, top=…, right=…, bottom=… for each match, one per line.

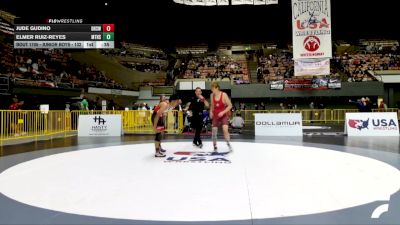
left=164, top=151, right=231, bottom=164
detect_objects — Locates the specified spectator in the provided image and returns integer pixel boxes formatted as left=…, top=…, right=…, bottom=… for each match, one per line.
left=309, top=101, right=315, bottom=109
left=0, top=42, right=125, bottom=90
left=240, top=102, right=247, bottom=111
left=260, top=102, right=266, bottom=110
left=9, top=96, right=24, bottom=110
left=81, top=97, right=89, bottom=110
left=350, top=98, right=369, bottom=112
left=254, top=104, right=259, bottom=110
left=108, top=100, right=116, bottom=110
left=256, top=65, right=263, bottom=82
left=379, top=100, right=388, bottom=110
left=365, top=97, right=373, bottom=112
left=138, top=103, right=149, bottom=110
left=230, top=112, right=245, bottom=134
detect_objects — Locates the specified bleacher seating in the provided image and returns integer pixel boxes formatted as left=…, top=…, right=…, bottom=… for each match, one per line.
left=337, top=53, right=400, bottom=82
left=258, top=52, right=294, bottom=83
left=0, top=40, right=126, bottom=90
left=183, top=55, right=249, bottom=83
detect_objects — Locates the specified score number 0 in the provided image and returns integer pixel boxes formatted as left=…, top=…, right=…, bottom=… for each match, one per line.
left=102, top=24, right=114, bottom=32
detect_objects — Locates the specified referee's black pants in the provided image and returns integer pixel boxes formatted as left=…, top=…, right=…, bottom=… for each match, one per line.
left=192, top=116, right=203, bottom=145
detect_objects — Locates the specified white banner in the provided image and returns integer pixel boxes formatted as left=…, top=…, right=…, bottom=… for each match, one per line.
left=294, top=58, right=330, bottom=76
left=231, top=0, right=254, bottom=5
left=266, top=0, right=278, bottom=4
left=255, top=113, right=303, bottom=136
left=292, top=0, right=332, bottom=59
left=345, top=113, right=399, bottom=137
left=254, top=0, right=266, bottom=4
left=78, top=115, right=122, bottom=137
left=176, top=0, right=276, bottom=5
left=205, top=0, right=217, bottom=5
left=239, top=0, right=279, bottom=4
left=179, top=81, right=193, bottom=90
left=193, top=0, right=206, bottom=5
left=231, top=0, right=243, bottom=5
left=192, top=81, right=206, bottom=89
left=184, top=0, right=195, bottom=5
left=88, top=87, right=139, bottom=97
left=217, top=0, right=229, bottom=5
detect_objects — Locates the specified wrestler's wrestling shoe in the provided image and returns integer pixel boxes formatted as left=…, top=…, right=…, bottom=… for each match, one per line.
left=227, top=142, right=233, bottom=153
left=193, top=142, right=203, bottom=149
left=155, top=149, right=166, bottom=157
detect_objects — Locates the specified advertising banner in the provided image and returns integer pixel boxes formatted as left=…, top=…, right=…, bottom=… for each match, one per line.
left=292, top=0, right=332, bottom=59
left=271, top=78, right=340, bottom=90
left=270, top=80, right=284, bottom=90
left=294, top=58, right=330, bottom=76
left=328, top=77, right=341, bottom=89
left=78, top=115, right=122, bottom=137
left=255, top=113, right=303, bottom=136
left=345, top=113, right=399, bottom=136
left=205, top=0, right=217, bottom=5
left=284, top=78, right=328, bottom=90
left=217, top=0, right=229, bottom=5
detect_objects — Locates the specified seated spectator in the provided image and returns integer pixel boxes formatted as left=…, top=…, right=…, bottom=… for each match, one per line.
left=182, top=55, right=249, bottom=83
left=230, top=113, right=245, bottom=133
left=0, top=41, right=125, bottom=90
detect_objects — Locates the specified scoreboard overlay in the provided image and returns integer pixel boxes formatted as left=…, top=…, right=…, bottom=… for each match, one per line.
left=14, top=24, right=114, bottom=49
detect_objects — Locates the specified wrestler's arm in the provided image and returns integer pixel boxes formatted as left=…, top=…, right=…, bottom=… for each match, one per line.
left=153, top=102, right=168, bottom=132
left=222, top=93, right=233, bottom=115
left=209, top=93, right=214, bottom=119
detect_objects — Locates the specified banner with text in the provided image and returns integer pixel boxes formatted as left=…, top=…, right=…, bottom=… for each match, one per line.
left=328, top=77, right=341, bottom=89
left=217, top=0, right=229, bottom=5
left=232, top=0, right=249, bottom=5
left=205, top=0, right=217, bottom=5
left=271, top=78, right=340, bottom=90
left=176, top=0, right=276, bottom=5
left=255, top=113, right=303, bottom=136
left=270, top=80, right=284, bottom=90
left=284, top=78, right=328, bottom=90
left=345, top=113, right=399, bottom=136
left=294, top=58, right=330, bottom=76
left=292, top=0, right=332, bottom=59
left=78, top=115, right=122, bottom=137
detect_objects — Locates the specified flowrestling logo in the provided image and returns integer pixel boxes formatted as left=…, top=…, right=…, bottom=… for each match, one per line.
left=165, top=151, right=231, bottom=164
left=348, top=118, right=398, bottom=131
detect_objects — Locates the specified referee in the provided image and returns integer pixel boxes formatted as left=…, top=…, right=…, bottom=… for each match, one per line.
left=186, top=87, right=209, bottom=148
